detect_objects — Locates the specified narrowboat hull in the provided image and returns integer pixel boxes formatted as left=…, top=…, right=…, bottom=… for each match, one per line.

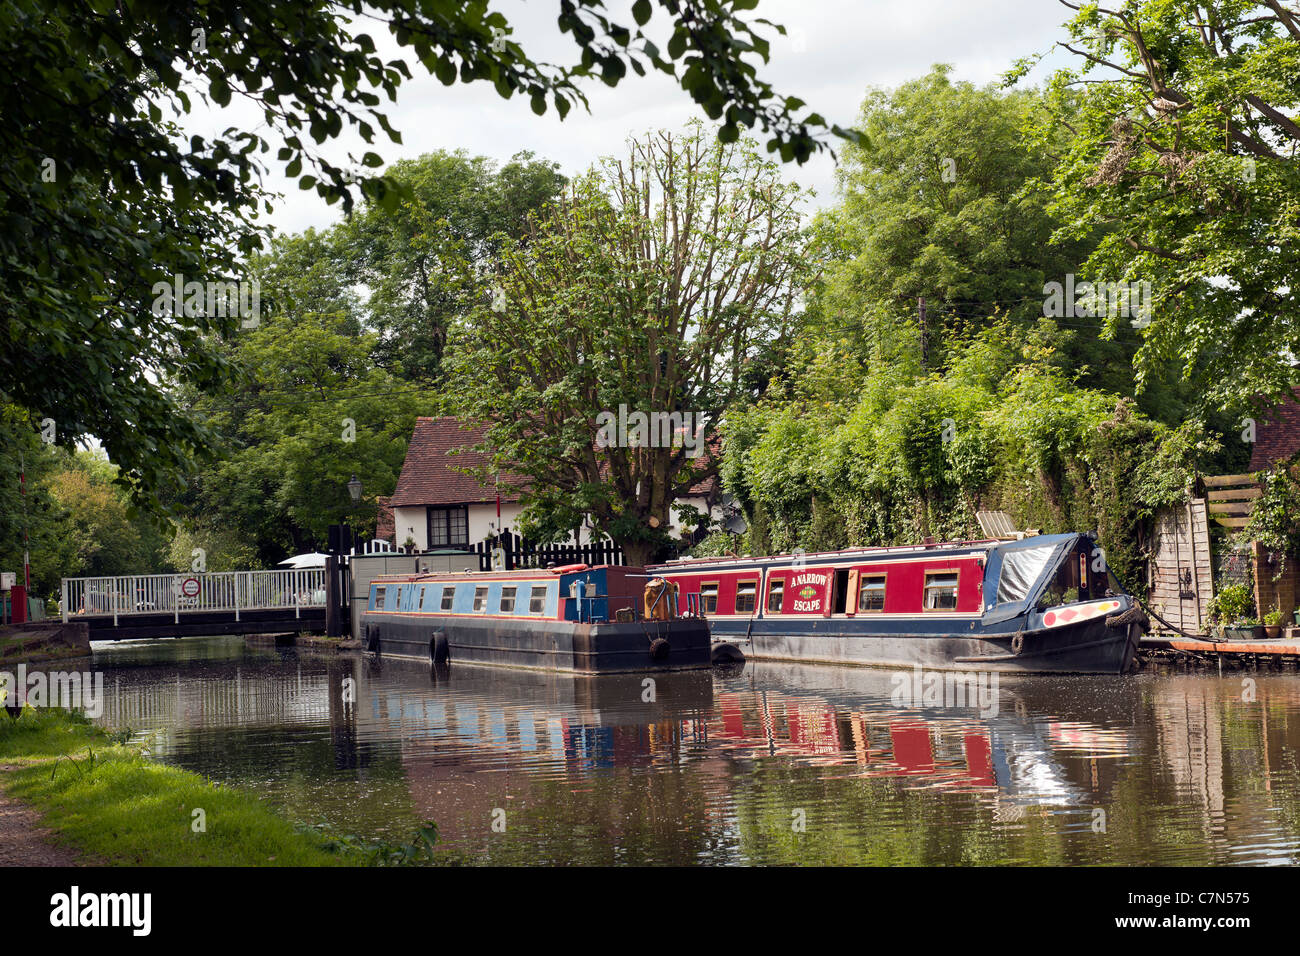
left=361, top=612, right=712, bottom=674
left=705, top=614, right=1141, bottom=674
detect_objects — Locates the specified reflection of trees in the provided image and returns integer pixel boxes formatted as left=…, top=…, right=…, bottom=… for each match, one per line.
left=98, top=650, right=423, bottom=840
left=1142, top=675, right=1300, bottom=864
left=443, top=755, right=727, bottom=866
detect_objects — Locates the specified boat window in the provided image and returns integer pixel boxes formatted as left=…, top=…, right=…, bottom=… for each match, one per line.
left=700, top=582, right=719, bottom=614
left=996, top=544, right=1056, bottom=604
left=1038, top=552, right=1086, bottom=608
left=500, top=586, right=518, bottom=613
left=473, top=586, right=488, bottom=611
left=858, top=574, right=887, bottom=612
left=417, top=586, right=426, bottom=611
left=529, top=585, right=548, bottom=614
left=923, top=571, right=960, bottom=610
left=440, top=586, right=454, bottom=611
left=735, top=580, right=758, bottom=614
left=394, top=586, right=403, bottom=609
left=373, top=586, right=386, bottom=611
left=766, top=577, right=785, bottom=613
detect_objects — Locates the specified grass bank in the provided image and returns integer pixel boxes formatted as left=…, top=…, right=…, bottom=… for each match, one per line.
left=0, top=707, right=353, bottom=866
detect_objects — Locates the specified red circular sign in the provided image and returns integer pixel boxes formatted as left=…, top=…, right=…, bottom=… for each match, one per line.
left=181, top=577, right=201, bottom=597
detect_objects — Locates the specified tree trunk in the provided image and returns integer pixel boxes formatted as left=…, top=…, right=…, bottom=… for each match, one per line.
left=622, top=540, right=656, bottom=568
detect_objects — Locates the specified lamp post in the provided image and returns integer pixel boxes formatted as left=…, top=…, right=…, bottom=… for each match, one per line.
left=327, top=474, right=362, bottom=641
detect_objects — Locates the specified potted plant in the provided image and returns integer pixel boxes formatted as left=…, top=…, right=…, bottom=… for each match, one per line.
left=1264, top=605, right=1284, bottom=639
left=403, top=534, right=417, bottom=555
left=1210, top=583, right=1258, bottom=641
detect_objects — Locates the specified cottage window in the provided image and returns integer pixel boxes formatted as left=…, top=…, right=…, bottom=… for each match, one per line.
left=427, top=505, right=469, bottom=547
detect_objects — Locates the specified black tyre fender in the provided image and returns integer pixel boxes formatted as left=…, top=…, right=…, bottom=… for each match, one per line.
left=366, top=625, right=381, bottom=654
left=1010, top=633, right=1025, bottom=655
left=430, top=631, right=451, bottom=665
left=648, top=637, right=671, bottom=661
left=711, top=642, right=745, bottom=664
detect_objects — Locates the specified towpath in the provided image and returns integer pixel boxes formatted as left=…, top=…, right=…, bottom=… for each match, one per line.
left=0, top=766, right=96, bottom=866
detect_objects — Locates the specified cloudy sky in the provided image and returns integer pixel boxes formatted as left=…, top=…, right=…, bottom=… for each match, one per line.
left=190, top=1, right=1081, bottom=237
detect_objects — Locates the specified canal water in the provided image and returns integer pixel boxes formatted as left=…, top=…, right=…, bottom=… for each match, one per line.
left=83, top=636, right=1300, bottom=865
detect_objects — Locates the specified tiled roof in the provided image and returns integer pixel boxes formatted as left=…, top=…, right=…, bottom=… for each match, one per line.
left=390, top=416, right=723, bottom=507
left=1249, top=387, right=1300, bottom=471
left=390, top=417, right=527, bottom=507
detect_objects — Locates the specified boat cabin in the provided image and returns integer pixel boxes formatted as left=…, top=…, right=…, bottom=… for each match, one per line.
left=657, top=533, right=1111, bottom=623
left=366, top=564, right=646, bottom=624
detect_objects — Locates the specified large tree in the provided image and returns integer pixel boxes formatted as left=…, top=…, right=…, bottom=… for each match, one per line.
left=808, top=66, right=1130, bottom=391
left=175, top=231, right=431, bottom=564
left=449, top=123, right=813, bottom=564
left=2, top=0, right=853, bottom=512
left=336, top=150, right=567, bottom=383
left=1019, top=0, right=1300, bottom=413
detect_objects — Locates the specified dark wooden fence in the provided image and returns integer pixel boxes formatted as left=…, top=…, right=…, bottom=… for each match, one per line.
left=466, top=530, right=625, bottom=571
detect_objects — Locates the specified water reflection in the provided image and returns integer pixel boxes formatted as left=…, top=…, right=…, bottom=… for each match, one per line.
left=83, top=636, right=1300, bottom=865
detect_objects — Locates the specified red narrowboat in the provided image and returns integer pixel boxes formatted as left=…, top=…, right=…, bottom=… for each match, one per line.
left=649, top=533, right=1146, bottom=674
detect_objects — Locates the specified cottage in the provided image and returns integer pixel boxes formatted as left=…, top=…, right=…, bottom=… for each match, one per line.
left=386, top=416, right=725, bottom=553
left=1249, top=387, right=1300, bottom=472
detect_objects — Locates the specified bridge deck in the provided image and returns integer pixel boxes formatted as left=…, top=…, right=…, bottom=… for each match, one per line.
left=82, top=608, right=328, bottom=641
left=63, top=569, right=330, bottom=641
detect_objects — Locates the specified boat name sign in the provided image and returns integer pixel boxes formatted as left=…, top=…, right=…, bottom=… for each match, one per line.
left=790, top=571, right=827, bottom=612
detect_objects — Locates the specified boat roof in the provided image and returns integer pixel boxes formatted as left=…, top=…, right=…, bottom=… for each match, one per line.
left=649, top=533, right=1083, bottom=570
left=370, top=563, right=627, bottom=584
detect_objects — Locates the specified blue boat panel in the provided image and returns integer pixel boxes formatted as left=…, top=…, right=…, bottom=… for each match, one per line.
left=369, top=576, right=562, bottom=617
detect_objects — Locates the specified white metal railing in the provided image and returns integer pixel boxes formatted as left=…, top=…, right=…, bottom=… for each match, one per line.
left=60, top=569, right=327, bottom=625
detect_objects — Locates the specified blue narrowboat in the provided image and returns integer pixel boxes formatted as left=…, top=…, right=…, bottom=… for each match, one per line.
left=360, top=564, right=711, bottom=673
left=650, top=532, right=1147, bottom=674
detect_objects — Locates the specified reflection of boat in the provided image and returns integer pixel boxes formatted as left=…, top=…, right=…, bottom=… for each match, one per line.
left=706, top=662, right=1134, bottom=804
left=653, top=533, right=1145, bottom=673
left=355, top=656, right=718, bottom=847
left=357, top=654, right=716, bottom=737
left=360, top=565, right=711, bottom=673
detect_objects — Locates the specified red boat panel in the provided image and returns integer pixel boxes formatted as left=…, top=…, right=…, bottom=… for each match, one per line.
left=665, top=555, right=985, bottom=616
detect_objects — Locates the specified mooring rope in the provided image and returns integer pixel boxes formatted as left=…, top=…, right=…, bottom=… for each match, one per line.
left=1108, top=572, right=1220, bottom=643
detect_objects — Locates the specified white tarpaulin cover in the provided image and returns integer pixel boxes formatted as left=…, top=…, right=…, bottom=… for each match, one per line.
left=996, top=544, right=1057, bottom=604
